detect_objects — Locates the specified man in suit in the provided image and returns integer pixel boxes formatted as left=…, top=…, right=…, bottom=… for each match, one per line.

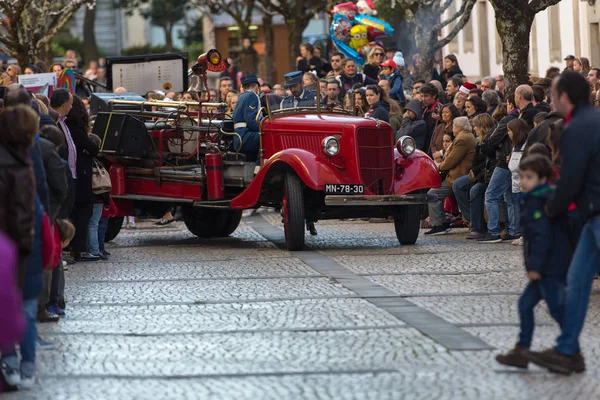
left=232, top=74, right=262, bottom=164
left=280, top=71, right=317, bottom=110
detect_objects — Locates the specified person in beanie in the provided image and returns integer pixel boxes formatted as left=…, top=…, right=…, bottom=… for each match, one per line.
left=397, top=99, right=427, bottom=149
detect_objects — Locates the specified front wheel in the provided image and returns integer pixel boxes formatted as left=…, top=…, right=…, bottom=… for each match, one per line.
left=104, top=216, right=124, bottom=242
left=283, top=173, right=305, bottom=251
left=393, top=205, right=421, bottom=245
left=218, top=210, right=243, bottom=237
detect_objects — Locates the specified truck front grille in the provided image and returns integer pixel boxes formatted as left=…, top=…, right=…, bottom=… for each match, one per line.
left=356, top=128, right=394, bottom=195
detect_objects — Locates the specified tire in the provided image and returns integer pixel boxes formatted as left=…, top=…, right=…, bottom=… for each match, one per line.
left=283, top=173, right=305, bottom=251
left=218, top=210, right=243, bottom=237
left=181, top=206, right=231, bottom=238
left=393, top=205, right=421, bottom=245
left=104, top=216, right=124, bottom=242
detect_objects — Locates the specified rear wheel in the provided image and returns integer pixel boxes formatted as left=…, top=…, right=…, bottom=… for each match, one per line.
left=283, top=173, right=305, bottom=251
left=182, top=207, right=242, bottom=238
left=219, top=210, right=243, bottom=237
left=104, top=216, right=124, bottom=242
left=393, top=205, right=421, bottom=245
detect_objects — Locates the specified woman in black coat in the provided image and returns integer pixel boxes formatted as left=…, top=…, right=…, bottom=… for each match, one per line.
left=364, top=84, right=390, bottom=122
left=67, top=95, right=99, bottom=261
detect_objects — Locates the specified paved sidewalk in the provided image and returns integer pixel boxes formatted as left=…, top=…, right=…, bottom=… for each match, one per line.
left=7, top=211, right=600, bottom=399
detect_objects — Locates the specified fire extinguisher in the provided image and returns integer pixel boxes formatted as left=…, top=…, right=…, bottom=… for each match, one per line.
left=205, top=152, right=225, bottom=200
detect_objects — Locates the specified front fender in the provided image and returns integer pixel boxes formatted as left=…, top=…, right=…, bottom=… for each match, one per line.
left=394, top=149, right=442, bottom=195
left=230, top=149, right=347, bottom=209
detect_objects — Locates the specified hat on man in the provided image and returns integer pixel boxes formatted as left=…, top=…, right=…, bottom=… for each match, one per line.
left=379, top=59, right=397, bottom=69
left=459, top=82, right=477, bottom=95
left=564, top=55, right=576, bottom=61
left=283, top=71, right=303, bottom=88
left=241, top=74, right=259, bottom=86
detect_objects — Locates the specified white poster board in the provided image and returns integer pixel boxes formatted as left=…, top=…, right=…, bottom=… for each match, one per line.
left=110, top=59, right=185, bottom=95
left=17, top=73, right=57, bottom=97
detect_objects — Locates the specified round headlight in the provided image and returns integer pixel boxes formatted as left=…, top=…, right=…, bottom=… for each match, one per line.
left=397, top=136, right=416, bottom=156
left=322, top=136, right=340, bottom=156
left=208, top=50, right=221, bottom=65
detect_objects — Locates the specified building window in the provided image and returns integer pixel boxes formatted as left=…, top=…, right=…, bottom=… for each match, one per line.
left=448, top=1, right=459, bottom=54
left=463, top=4, right=474, bottom=53
left=548, top=5, right=562, bottom=63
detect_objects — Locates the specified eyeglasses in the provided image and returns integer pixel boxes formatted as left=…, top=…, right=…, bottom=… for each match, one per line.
left=374, top=53, right=384, bottom=57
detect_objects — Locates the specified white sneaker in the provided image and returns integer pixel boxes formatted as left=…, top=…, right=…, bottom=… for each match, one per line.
left=20, top=374, right=36, bottom=390
left=1, top=362, right=21, bottom=387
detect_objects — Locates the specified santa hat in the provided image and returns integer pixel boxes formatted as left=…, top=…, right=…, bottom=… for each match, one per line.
left=459, top=82, right=477, bottom=95
left=365, top=0, right=375, bottom=9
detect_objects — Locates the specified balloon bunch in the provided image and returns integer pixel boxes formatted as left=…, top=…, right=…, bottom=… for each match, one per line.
left=330, top=0, right=394, bottom=67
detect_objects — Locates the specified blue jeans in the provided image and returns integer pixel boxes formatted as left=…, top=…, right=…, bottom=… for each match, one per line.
left=98, top=218, right=108, bottom=252
left=555, top=216, right=600, bottom=355
left=88, top=203, right=103, bottom=256
left=485, top=168, right=517, bottom=236
left=518, top=278, right=565, bottom=349
left=1, top=298, right=38, bottom=376
left=511, top=192, right=521, bottom=236
left=453, top=175, right=485, bottom=233
left=427, top=181, right=453, bottom=226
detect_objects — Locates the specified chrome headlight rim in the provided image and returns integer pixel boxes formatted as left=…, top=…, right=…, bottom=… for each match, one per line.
left=322, top=136, right=340, bottom=156
left=397, top=135, right=416, bottom=157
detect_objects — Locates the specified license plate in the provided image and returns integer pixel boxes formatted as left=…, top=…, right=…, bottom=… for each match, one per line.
left=324, top=184, right=365, bottom=195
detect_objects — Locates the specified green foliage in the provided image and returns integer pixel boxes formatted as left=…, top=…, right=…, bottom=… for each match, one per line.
left=183, top=42, right=204, bottom=59
left=179, top=17, right=203, bottom=46
left=50, top=36, right=86, bottom=59
left=121, top=44, right=182, bottom=56
left=141, top=0, right=190, bottom=28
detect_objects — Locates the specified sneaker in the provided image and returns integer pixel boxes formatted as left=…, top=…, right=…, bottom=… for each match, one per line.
left=495, top=345, right=529, bottom=369
left=74, top=253, right=100, bottom=262
left=511, top=237, right=524, bottom=246
left=424, top=225, right=451, bottom=235
left=93, top=252, right=109, bottom=260
left=20, top=374, right=36, bottom=390
left=62, top=260, right=67, bottom=267
left=502, top=234, right=521, bottom=243
left=37, top=310, right=59, bottom=323
left=466, top=231, right=485, bottom=240
left=37, top=336, right=56, bottom=351
left=524, top=348, right=574, bottom=375
left=100, top=250, right=111, bottom=256
left=47, top=305, right=65, bottom=317
left=1, top=361, right=21, bottom=387
left=476, top=234, right=502, bottom=243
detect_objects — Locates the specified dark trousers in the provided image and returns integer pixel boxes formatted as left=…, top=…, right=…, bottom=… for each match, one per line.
left=49, top=258, right=65, bottom=307
left=71, top=202, right=93, bottom=253
left=98, top=217, right=108, bottom=252
left=518, top=278, right=565, bottom=349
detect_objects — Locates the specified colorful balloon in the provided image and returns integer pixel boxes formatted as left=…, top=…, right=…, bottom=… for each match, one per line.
left=349, top=25, right=369, bottom=51
left=353, top=14, right=394, bottom=37
left=329, top=0, right=395, bottom=66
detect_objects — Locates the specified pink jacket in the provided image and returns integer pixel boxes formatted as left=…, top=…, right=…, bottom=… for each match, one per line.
left=0, top=230, right=25, bottom=350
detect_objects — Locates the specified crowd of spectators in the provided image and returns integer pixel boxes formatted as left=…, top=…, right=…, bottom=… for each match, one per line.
left=2, top=42, right=600, bottom=389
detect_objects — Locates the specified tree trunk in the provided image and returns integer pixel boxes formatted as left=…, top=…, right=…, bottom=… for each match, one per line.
left=288, top=20, right=303, bottom=73
left=38, top=43, right=51, bottom=68
left=496, top=13, right=534, bottom=97
left=165, top=25, right=173, bottom=52
left=414, top=25, right=437, bottom=82
left=263, top=13, right=274, bottom=83
left=83, top=6, right=99, bottom=64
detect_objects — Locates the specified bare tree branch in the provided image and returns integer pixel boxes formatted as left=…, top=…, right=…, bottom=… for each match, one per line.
left=529, top=0, right=561, bottom=14
left=433, top=0, right=477, bottom=51
left=432, top=0, right=476, bottom=32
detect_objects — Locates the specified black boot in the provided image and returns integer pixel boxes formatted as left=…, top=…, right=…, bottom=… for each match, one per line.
left=306, top=221, right=317, bottom=236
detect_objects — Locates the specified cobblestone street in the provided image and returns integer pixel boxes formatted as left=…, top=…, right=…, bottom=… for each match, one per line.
left=8, top=211, right=600, bottom=400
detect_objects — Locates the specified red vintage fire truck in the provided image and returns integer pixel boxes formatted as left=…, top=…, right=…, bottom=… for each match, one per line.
left=93, top=50, right=441, bottom=251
